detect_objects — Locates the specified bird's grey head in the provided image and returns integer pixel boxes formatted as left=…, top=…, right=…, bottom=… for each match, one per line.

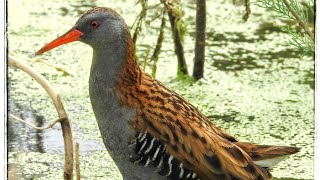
left=35, top=7, right=129, bottom=55
left=75, top=7, right=128, bottom=49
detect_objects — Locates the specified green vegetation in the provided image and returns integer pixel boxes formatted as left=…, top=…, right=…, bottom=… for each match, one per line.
left=254, top=0, right=314, bottom=55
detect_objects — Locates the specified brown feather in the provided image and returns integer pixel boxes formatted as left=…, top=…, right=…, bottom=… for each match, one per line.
left=113, top=30, right=297, bottom=180
left=234, top=142, right=300, bottom=161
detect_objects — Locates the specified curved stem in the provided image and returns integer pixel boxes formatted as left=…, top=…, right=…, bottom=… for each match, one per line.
left=9, top=114, right=66, bottom=130
left=8, top=55, right=74, bottom=180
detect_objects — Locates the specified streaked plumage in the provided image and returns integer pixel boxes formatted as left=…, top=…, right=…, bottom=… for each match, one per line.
left=116, top=53, right=297, bottom=179
left=36, top=7, right=300, bottom=180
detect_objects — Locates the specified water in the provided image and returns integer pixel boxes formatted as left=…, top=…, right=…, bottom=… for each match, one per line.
left=7, top=0, right=314, bottom=179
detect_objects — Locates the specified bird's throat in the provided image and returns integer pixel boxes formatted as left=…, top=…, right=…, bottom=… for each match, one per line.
left=89, top=33, right=140, bottom=89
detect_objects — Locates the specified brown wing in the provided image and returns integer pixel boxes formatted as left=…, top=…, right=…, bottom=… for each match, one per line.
left=117, top=72, right=270, bottom=180
left=234, top=142, right=300, bottom=162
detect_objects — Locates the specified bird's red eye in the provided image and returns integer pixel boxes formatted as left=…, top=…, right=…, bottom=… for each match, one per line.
left=90, top=21, right=99, bottom=28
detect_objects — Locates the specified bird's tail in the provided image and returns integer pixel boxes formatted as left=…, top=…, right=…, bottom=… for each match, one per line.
left=234, top=142, right=300, bottom=169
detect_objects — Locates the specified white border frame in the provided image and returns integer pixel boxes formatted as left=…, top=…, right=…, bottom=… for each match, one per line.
left=0, top=1, right=318, bottom=180
left=1, top=0, right=6, bottom=180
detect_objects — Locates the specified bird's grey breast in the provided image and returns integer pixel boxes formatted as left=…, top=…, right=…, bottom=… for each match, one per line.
left=89, top=70, right=135, bottom=147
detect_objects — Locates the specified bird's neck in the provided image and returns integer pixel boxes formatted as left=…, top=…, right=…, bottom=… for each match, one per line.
left=90, top=33, right=141, bottom=89
left=88, top=31, right=144, bottom=175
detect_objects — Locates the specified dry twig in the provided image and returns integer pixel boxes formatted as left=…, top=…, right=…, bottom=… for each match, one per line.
left=76, top=142, right=80, bottom=180
left=132, top=0, right=148, bottom=44
left=151, top=10, right=166, bottom=77
left=8, top=55, right=74, bottom=180
left=165, top=1, right=189, bottom=76
left=9, top=114, right=66, bottom=130
left=243, top=0, right=251, bottom=22
left=34, top=58, right=71, bottom=76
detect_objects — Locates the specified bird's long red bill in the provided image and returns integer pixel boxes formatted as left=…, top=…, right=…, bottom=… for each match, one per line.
left=35, top=29, right=84, bottom=55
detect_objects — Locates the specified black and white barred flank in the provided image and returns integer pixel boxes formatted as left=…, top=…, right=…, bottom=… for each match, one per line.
left=129, top=131, right=199, bottom=180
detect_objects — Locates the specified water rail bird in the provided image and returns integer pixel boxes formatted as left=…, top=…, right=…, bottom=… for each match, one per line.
left=36, top=7, right=299, bottom=180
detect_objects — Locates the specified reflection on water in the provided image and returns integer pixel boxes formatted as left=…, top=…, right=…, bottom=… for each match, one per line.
left=8, top=102, right=46, bottom=153
left=8, top=101, right=106, bottom=179
left=8, top=101, right=105, bottom=153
